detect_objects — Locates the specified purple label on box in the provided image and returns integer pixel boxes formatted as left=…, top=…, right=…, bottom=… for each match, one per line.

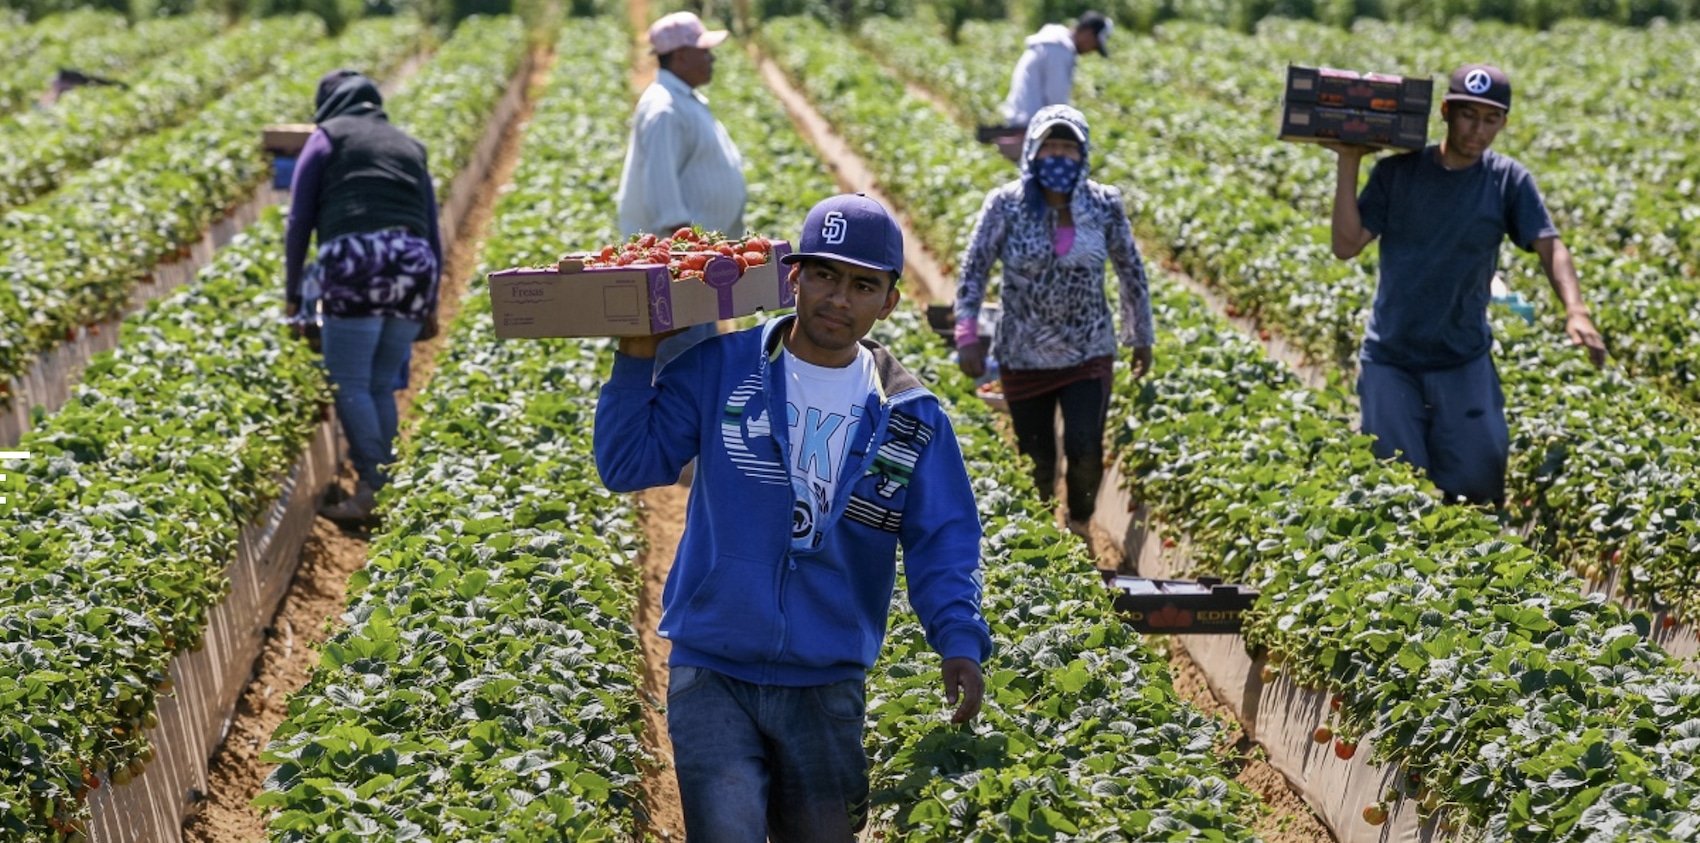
left=647, top=267, right=674, bottom=331
left=703, top=256, right=741, bottom=319
left=774, top=243, right=795, bottom=307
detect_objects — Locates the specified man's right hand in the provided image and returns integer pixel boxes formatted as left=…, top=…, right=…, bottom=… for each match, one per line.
left=958, top=342, right=987, bottom=379
left=617, top=328, right=688, bottom=359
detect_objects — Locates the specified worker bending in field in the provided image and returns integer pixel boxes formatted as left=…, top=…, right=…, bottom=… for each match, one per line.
left=594, top=194, right=991, bottom=841
left=999, top=10, right=1111, bottom=129
left=1327, top=63, right=1606, bottom=507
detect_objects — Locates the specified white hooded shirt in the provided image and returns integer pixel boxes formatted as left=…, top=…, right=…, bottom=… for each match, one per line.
left=1000, top=24, right=1078, bottom=126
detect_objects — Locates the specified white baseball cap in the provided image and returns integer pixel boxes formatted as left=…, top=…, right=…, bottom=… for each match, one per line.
left=648, top=11, right=729, bottom=55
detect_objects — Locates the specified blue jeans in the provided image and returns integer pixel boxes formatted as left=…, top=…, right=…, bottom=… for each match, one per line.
left=320, top=315, right=421, bottom=489
left=667, top=665, right=868, bottom=843
left=1358, top=355, right=1509, bottom=506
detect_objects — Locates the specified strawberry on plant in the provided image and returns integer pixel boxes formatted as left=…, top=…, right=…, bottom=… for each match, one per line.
left=1313, top=726, right=1333, bottom=743
left=1363, top=803, right=1388, bottom=826
left=1335, top=739, right=1357, bottom=760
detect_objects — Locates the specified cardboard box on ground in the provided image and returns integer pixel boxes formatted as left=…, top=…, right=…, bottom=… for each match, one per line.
left=488, top=241, right=795, bottom=338
left=1278, top=65, right=1433, bottom=151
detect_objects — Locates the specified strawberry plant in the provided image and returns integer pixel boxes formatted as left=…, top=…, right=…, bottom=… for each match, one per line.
left=865, top=309, right=1267, bottom=839
left=0, top=18, right=528, bottom=840
left=0, top=11, right=215, bottom=116
left=0, top=15, right=313, bottom=213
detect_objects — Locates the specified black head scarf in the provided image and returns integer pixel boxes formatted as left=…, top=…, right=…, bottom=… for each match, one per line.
left=313, top=70, right=385, bottom=123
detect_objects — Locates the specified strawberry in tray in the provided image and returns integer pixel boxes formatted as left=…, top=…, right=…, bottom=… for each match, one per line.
left=573, top=227, right=777, bottom=282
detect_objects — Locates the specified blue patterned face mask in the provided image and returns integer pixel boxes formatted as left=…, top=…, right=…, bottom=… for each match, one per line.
left=1035, top=155, right=1082, bottom=194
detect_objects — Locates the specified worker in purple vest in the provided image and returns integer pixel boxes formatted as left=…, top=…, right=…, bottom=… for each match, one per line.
left=285, top=69, right=442, bottom=528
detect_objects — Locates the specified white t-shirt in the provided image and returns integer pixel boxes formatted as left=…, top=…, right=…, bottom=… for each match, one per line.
left=783, top=345, right=879, bottom=550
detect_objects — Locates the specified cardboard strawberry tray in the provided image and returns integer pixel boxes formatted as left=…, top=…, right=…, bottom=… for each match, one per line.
left=1108, top=575, right=1259, bottom=634
left=1284, top=65, right=1432, bottom=114
left=488, top=233, right=793, bottom=339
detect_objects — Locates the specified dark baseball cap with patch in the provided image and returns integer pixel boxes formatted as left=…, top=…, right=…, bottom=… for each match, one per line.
left=1077, top=11, right=1112, bottom=57
left=1444, top=63, right=1512, bottom=112
left=780, top=193, right=904, bottom=279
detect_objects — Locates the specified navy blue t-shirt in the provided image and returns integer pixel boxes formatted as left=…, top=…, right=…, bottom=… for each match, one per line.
left=1358, top=146, right=1558, bottom=370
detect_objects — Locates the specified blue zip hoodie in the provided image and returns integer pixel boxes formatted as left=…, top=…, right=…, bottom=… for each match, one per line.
left=595, top=316, right=994, bottom=686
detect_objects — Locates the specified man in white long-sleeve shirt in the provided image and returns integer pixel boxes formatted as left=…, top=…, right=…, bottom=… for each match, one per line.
left=617, top=10, right=749, bottom=372
left=999, top=11, right=1112, bottom=128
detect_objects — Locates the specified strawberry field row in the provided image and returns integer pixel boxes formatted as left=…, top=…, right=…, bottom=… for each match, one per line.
left=0, top=16, right=426, bottom=389
left=757, top=17, right=1007, bottom=270
left=262, top=22, right=649, bottom=839
left=0, top=10, right=216, bottom=116
left=1113, top=275, right=1700, bottom=840
left=765, top=16, right=1700, bottom=839
left=861, top=14, right=1700, bottom=632
left=0, top=18, right=528, bottom=840
left=0, top=15, right=314, bottom=214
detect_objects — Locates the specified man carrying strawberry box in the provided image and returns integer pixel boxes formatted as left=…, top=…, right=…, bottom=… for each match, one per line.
left=594, top=193, right=992, bottom=842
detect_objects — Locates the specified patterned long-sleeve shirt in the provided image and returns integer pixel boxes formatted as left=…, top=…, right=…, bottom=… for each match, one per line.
left=954, top=178, right=1154, bottom=372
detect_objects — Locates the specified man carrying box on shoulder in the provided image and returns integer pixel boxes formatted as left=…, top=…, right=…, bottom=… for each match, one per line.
left=1327, top=63, right=1607, bottom=507
left=594, top=193, right=992, bottom=841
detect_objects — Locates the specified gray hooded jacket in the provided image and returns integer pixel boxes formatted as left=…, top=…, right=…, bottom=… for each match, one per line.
left=954, top=104, right=1154, bottom=372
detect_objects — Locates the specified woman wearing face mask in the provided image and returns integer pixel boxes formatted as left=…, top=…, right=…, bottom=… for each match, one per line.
left=954, top=104, right=1154, bottom=536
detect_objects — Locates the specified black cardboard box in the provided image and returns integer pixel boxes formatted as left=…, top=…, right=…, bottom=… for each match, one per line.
left=1109, top=576, right=1258, bottom=635
left=1279, top=101, right=1428, bottom=151
left=1285, top=65, right=1433, bottom=114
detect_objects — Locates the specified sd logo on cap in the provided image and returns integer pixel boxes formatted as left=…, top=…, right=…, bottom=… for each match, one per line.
left=781, top=193, right=904, bottom=279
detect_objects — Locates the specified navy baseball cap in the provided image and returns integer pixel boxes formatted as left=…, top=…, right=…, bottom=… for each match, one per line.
left=1445, top=63, right=1512, bottom=112
left=780, top=193, right=904, bottom=279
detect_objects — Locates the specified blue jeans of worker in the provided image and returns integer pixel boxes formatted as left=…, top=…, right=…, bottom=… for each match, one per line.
left=1358, top=355, right=1509, bottom=506
left=321, top=315, right=421, bottom=490
left=668, top=665, right=868, bottom=843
